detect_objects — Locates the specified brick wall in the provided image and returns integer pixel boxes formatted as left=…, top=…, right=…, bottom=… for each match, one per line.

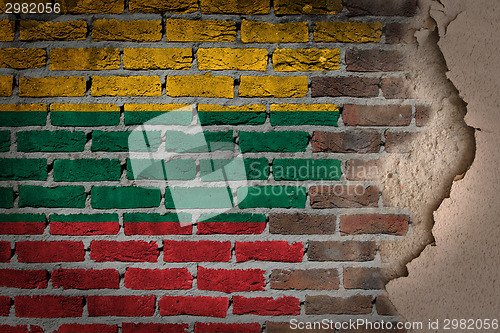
left=0, top=0, right=423, bottom=331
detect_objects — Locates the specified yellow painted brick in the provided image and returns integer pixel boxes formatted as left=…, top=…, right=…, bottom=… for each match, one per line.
left=271, top=103, right=340, bottom=111
left=124, top=48, right=192, bottom=70
left=200, top=0, right=269, bottom=14
left=93, top=19, right=162, bottom=42
left=0, top=48, right=46, bottom=69
left=124, top=104, right=192, bottom=111
left=130, top=0, right=197, bottom=13
left=0, top=20, right=14, bottom=41
left=59, top=0, right=124, bottom=14
left=198, top=48, right=268, bottom=71
left=314, top=22, right=383, bottom=43
left=20, top=20, right=87, bottom=41
left=272, top=48, right=340, bottom=71
left=166, top=74, right=234, bottom=98
left=239, top=76, right=308, bottom=98
left=166, top=19, right=236, bottom=42
left=92, top=76, right=161, bottom=97
left=19, top=77, right=86, bottom=97
left=50, top=48, right=120, bottom=71
left=0, top=76, right=13, bottom=97
left=0, top=104, right=46, bottom=111
left=198, top=104, right=265, bottom=112
left=274, top=0, right=342, bottom=14
left=241, top=20, right=308, bottom=43
left=50, top=104, right=120, bottom=111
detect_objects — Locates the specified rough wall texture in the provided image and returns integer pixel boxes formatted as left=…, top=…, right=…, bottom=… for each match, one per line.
left=0, top=0, right=478, bottom=331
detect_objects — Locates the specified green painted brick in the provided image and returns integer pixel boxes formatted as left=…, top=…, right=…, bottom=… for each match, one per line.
left=0, top=131, right=10, bottom=152
left=51, top=111, right=120, bottom=126
left=198, top=111, right=265, bottom=125
left=53, top=159, right=122, bottom=182
left=50, top=213, right=118, bottom=222
left=91, top=187, right=161, bottom=209
left=0, top=188, right=13, bottom=208
left=92, top=131, right=162, bottom=152
left=19, top=186, right=86, bottom=208
left=239, top=131, right=308, bottom=152
left=270, top=111, right=339, bottom=126
left=165, top=187, right=233, bottom=209
left=127, top=159, right=196, bottom=180
left=0, top=111, right=46, bottom=126
left=125, top=111, right=192, bottom=126
left=165, top=131, right=234, bottom=152
left=17, top=131, right=86, bottom=152
left=199, top=213, right=266, bottom=223
left=200, top=158, right=269, bottom=181
left=0, top=214, right=45, bottom=222
left=273, top=159, right=341, bottom=180
left=0, top=159, right=47, bottom=180
left=237, top=186, right=307, bottom=208
left=124, top=213, right=191, bottom=223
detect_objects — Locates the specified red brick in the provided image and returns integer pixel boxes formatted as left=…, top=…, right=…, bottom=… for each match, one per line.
left=50, top=221, right=119, bottom=235
left=163, top=240, right=231, bottom=262
left=305, top=295, right=372, bottom=314
left=122, top=323, right=188, bottom=333
left=0, top=241, right=10, bottom=262
left=124, top=222, right=192, bottom=235
left=55, top=324, right=118, bottom=333
left=236, top=241, right=303, bottom=262
left=270, top=269, right=339, bottom=290
left=381, top=77, right=414, bottom=99
left=343, top=105, right=412, bottom=126
left=346, top=49, right=406, bottom=72
left=90, top=240, right=158, bottom=262
left=159, top=296, right=228, bottom=318
left=124, top=267, right=192, bottom=290
left=340, top=214, right=409, bottom=235
left=87, top=296, right=155, bottom=317
left=16, top=241, right=84, bottom=263
left=346, top=159, right=381, bottom=181
left=416, top=105, right=431, bottom=127
left=0, top=222, right=45, bottom=235
left=385, top=132, right=418, bottom=153
left=0, top=296, right=10, bottom=316
left=385, top=23, right=417, bottom=44
left=15, top=295, right=84, bottom=318
left=197, top=266, right=265, bottom=293
left=311, top=77, right=379, bottom=98
left=310, top=185, right=379, bottom=208
left=0, top=325, right=43, bottom=333
left=345, top=0, right=417, bottom=16
left=344, top=267, right=386, bottom=289
left=197, top=222, right=265, bottom=235
left=312, top=131, right=381, bottom=153
left=376, top=295, right=399, bottom=316
left=233, top=296, right=300, bottom=316
left=52, top=269, right=119, bottom=290
left=195, top=322, right=261, bottom=333
left=269, top=213, right=335, bottom=234
left=0, top=269, right=48, bottom=289
left=308, top=241, right=376, bottom=261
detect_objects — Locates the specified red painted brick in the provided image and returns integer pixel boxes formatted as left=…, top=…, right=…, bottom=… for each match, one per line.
left=235, top=241, right=303, bottom=262
left=194, top=322, right=261, bottom=333
left=343, top=105, right=412, bottom=126
left=15, top=295, right=84, bottom=318
left=0, top=269, right=48, bottom=289
left=344, top=267, right=386, bottom=289
left=124, top=267, right=192, bottom=290
left=16, top=241, right=84, bottom=263
left=0, top=222, right=45, bottom=235
left=55, top=324, right=118, bottom=333
left=0, top=325, right=44, bottom=333
left=197, top=266, right=265, bottom=293
left=50, top=221, right=119, bottom=235
left=159, top=296, right=229, bottom=318
left=163, top=240, right=231, bottom=262
left=0, top=241, right=10, bottom=262
left=233, top=296, right=300, bottom=316
left=87, top=295, right=155, bottom=317
left=122, top=323, right=188, bottom=333
left=340, top=214, right=409, bottom=235
left=124, top=222, right=192, bottom=235
left=0, top=296, right=11, bottom=316
left=197, top=222, right=266, bottom=235
left=52, top=269, right=119, bottom=290
left=312, top=131, right=381, bottom=153
left=90, top=240, right=159, bottom=262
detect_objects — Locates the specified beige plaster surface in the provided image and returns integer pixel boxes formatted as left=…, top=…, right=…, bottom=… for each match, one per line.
left=388, top=0, right=500, bottom=330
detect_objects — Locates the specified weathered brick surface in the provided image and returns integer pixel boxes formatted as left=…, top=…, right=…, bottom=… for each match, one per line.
left=19, top=77, right=86, bottom=97
left=124, top=48, right=192, bottom=70
left=50, top=48, right=120, bottom=70
left=308, top=241, right=376, bottom=261
left=233, top=296, right=300, bottom=315
left=269, top=213, right=335, bottom=234
left=129, top=0, right=197, bottom=13
left=273, top=48, right=340, bottom=71
left=21, top=20, right=87, bottom=41
left=343, top=105, right=412, bottom=126
left=239, top=76, right=308, bottom=98
left=92, top=76, right=161, bottom=97
left=0, top=48, right=46, bottom=69
left=305, top=295, right=373, bottom=314
left=314, top=22, right=383, bottom=42
left=201, top=0, right=270, bottom=14
left=0, top=20, right=14, bottom=41
left=59, top=0, right=124, bottom=14
left=310, top=185, right=379, bottom=208
left=0, top=75, right=12, bottom=96
left=312, top=131, right=381, bottom=153
left=340, top=214, right=410, bottom=235
left=92, top=19, right=161, bottom=41
left=241, top=20, right=308, bottom=43
left=198, top=48, right=268, bottom=71
left=270, top=269, right=339, bottom=290
left=344, top=0, right=417, bottom=16
left=347, top=49, right=406, bottom=72
left=166, top=19, right=236, bottom=42
left=167, top=74, right=234, bottom=98
left=275, top=0, right=342, bottom=14
left=346, top=159, right=381, bottom=181
left=385, top=131, right=418, bottom=153
left=311, top=76, right=380, bottom=97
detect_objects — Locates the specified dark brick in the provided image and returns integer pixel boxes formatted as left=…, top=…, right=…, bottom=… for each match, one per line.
left=305, top=295, right=373, bottom=314
left=344, top=267, right=386, bottom=289
left=344, top=0, right=417, bottom=16
left=311, top=77, right=379, bottom=98
left=310, top=185, right=379, bottom=208
left=376, top=295, right=399, bottom=315
left=308, top=241, right=376, bottom=261
left=346, top=49, right=406, bottom=72
left=381, top=77, right=415, bottom=99
left=343, top=105, right=412, bottom=126
left=270, top=269, right=339, bottom=290
left=416, top=105, right=431, bottom=127
left=312, top=131, right=381, bottom=153
left=340, top=214, right=409, bottom=235
left=269, top=213, right=335, bottom=234
left=385, top=132, right=418, bottom=153
left=346, top=159, right=381, bottom=181
left=385, top=23, right=417, bottom=44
